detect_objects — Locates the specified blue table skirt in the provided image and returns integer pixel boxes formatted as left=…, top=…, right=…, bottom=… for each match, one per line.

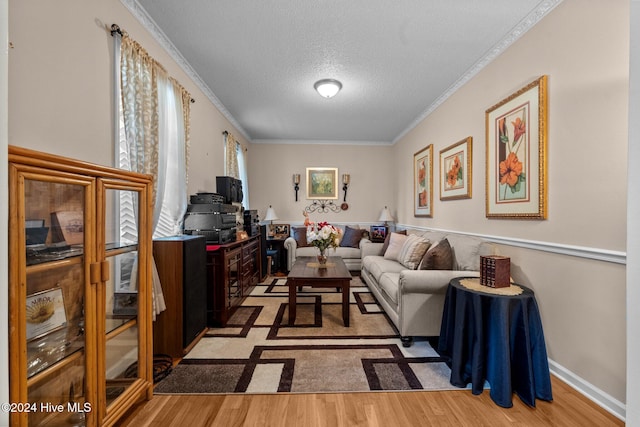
left=438, top=278, right=553, bottom=407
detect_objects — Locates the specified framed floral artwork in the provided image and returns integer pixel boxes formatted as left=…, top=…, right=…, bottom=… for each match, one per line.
left=485, top=76, right=548, bottom=219
left=306, top=167, right=338, bottom=199
left=440, top=137, right=472, bottom=201
left=413, top=144, right=433, bottom=217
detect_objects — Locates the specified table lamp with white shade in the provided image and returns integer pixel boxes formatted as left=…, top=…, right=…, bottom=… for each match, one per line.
left=264, top=205, right=279, bottom=236
left=378, top=206, right=394, bottom=228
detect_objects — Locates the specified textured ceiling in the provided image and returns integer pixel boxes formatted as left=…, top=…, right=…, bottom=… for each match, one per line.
left=130, top=0, right=561, bottom=144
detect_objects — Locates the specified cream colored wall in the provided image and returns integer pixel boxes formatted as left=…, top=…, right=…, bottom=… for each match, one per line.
left=6, top=0, right=631, bottom=414
left=1, top=0, right=9, bottom=424
left=248, top=143, right=395, bottom=225
left=394, top=0, right=628, bottom=404
left=7, top=0, right=247, bottom=192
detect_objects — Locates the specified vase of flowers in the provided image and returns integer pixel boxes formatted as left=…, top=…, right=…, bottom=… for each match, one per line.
left=304, top=215, right=343, bottom=267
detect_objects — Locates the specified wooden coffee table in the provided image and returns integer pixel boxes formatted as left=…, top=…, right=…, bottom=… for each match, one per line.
left=286, top=256, right=352, bottom=326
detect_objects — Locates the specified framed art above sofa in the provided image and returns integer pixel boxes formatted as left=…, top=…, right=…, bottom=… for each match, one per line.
left=440, top=137, right=472, bottom=201
left=485, top=75, right=548, bottom=219
left=306, top=167, right=338, bottom=199
left=414, top=145, right=433, bottom=217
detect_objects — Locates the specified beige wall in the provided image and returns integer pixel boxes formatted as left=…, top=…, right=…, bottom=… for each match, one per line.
left=393, top=0, right=628, bottom=404
left=6, top=0, right=630, bottom=414
left=248, top=143, right=395, bottom=226
left=8, top=0, right=248, bottom=192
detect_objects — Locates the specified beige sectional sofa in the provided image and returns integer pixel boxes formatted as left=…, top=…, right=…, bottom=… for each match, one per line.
left=360, top=229, right=497, bottom=347
left=283, top=224, right=371, bottom=271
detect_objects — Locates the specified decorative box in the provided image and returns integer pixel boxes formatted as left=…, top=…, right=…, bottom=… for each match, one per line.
left=480, top=255, right=511, bottom=288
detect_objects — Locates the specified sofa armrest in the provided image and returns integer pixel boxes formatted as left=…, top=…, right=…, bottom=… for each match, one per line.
left=399, top=270, right=480, bottom=294
left=361, top=241, right=384, bottom=259
left=284, top=237, right=298, bottom=271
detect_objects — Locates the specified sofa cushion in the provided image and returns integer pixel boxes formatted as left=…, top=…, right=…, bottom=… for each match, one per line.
left=416, top=230, right=447, bottom=243
left=340, top=225, right=363, bottom=248
left=445, top=234, right=493, bottom=270
left=296, top=246, right=361, bottom=259
left=378, top=273, right=401, bottom=306
left=362, top=256, right=407, bottom=282
left=292, top=226, right=309, bottom=247
left=419, top=238, right=453, bottom=270
left=381, top=230, right=406, bottom=254
left=397, top=234, right=431, bottom=270
left=333, top=247, right=362, bottom=259
left=384, top=232, right=408, bottom=261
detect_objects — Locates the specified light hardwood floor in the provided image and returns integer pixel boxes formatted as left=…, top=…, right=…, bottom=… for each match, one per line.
left=117, top=375, right=623, bottom=426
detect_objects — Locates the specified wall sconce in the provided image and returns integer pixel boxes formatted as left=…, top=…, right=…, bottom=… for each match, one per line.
left=342, top=174, right=350, bottom=202
left=293, top=174, right=301, bottom=201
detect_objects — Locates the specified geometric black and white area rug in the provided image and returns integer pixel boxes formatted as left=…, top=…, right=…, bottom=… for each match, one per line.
left=154, top=276, right=462, bottom=394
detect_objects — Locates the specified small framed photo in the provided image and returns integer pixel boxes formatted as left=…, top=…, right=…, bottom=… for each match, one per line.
left=113, top=292, right=138, bottom=317
left=414, top=145, right=433, bottom=217
left=50, top=210, right=84, bottom=245
left=271, top=224, right=290, bottom=239
left=114, top=252, right=138, bottom=292
left=440, top=137, right=472, bottom=201
left=370, top=226, right=388, bottom=243
left=26, top=288, right=67, bottom=341
left=306, top=167, right=338, bottom=199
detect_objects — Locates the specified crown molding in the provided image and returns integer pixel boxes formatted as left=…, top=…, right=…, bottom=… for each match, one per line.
left=121, top=0, right=252, bottom=142
left=392, top=0, right=564, bottom=145
left=123, top=0, right=563, bottom=147
left=251, top=139, right=392, bottom=146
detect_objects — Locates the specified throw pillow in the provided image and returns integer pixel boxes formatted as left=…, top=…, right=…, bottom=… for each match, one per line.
left=340, top=225, right=362, bottom=248
left=397, top=234, right=431, bottom=270
left=381, top=230, right=407, bottom=254
left=383, top=232, right=408, bottom=261
left=292, top=227, right=309, bottom=247
left=419, top=238, right=454, bottom=270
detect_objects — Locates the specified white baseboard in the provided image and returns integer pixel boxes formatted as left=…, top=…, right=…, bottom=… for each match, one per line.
left=549, top=359, right=626, bottom=421
left=396, top=224, right=627, bottom=419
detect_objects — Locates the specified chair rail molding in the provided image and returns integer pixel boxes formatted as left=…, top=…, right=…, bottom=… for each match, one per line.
left=396, top=224, right=626, bottom=265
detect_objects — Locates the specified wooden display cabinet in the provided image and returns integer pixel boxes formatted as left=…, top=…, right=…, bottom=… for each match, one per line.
left=206, top=234, right=261, bottom=326
left=8, top=146, right=154, bottom=426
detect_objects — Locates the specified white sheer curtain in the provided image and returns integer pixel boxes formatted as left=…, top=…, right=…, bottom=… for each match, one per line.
left=153, top=76, right=188, bottom=238
left=113, top=29, right=191, bottom=318
left=237, top=143, right=249, bottom=210
left=225, top=131, right=250, bottom=209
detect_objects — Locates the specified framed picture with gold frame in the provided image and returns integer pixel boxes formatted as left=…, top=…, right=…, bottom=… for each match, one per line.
left=414, top=145, right=433, bottom=217
left=440, top=137, right=472, bottom=201
left=306, top=167, right=338, bottom=199
left=485, top=75, right=548, bottom=219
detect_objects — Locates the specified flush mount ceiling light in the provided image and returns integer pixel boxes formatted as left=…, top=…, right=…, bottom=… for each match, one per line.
left=314, top=79, right=342, bottom=98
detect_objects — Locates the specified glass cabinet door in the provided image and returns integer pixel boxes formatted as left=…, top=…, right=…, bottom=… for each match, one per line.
left=14, top=173, right=94, bottom=427
left=9, top=147, right=154, bottom=427
left=99, top=183, right=150, bottom=421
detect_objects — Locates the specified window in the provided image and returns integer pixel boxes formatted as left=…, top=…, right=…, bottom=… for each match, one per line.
left=114, top=31, right=190, bottom=242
